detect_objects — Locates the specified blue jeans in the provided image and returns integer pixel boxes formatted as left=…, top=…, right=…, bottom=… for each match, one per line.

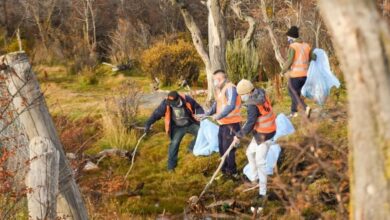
left=168, top=123, right=199, bottom=170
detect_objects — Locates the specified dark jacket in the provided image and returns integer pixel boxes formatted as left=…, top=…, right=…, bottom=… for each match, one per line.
left=236, top=88, right=275, bottom=144
left=145, top=95, right=204, bottom=138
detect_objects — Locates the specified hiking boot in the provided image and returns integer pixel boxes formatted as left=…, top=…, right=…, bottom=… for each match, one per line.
left=305, top=106, right=312, bottom=118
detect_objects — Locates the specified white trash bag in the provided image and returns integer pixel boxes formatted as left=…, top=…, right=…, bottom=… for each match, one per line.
left=302, top=48, right=341, bottom=105
left=193, top=119, right=219, bottom=156
left=243, top=114, right=295, bottom=178
left=273, top=113, right=295, bottom=142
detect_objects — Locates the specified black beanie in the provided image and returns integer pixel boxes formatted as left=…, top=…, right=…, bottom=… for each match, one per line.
left=167, top=91, right=179, bottom=104
left=286, top=26, right=299, bottom=38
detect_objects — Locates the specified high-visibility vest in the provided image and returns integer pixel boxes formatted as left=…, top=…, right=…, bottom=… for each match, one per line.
left=164, top=95, right=196, bottom=134
left=215, top=82, right=242, bottom=125
left=289, top=42, right=311, bottom=78
left=254, top=96, right=276, bottom=134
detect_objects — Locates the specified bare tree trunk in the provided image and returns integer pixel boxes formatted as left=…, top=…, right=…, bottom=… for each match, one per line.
left=318, top=0, right=390, bottom=219
left=2, top=52, right=88, bottom=220
left=230, top=0, right=257, bottom=46
left=260, top=0, right=285, bottom=68
left=83, top=0, right=90, bottom=47
left=16, top=28, right=22, bottom=51
left=171, top=0, right=228, bottom=102
left=87, top=0, right=96, bottom=49
left=27, top=136, right=59, bottom=220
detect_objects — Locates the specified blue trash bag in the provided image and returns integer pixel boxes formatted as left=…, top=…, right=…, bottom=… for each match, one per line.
left=301, top=48, right=341, bottom=105
left=273, top=113, right=295, bottom=142
left=193, top=119, right=220, bottom=156
left=243, top=114, right=295, bottom=178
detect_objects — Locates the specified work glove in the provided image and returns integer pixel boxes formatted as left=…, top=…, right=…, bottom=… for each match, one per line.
left=233, top=136, right=241, bottom=148
left=195, top=114, right=207, bottom=121
left=211, top=114, right=219, bottom=121
left=144, top=125, right=151, bottom=134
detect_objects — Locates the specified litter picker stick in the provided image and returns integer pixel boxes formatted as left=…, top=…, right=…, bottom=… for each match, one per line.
left=124, top=132, right=147, bottom=180
left=197, top=139, right=238, bottom=201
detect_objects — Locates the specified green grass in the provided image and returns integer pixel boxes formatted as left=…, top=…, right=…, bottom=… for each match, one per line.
left=36, top=64, right=349, bottom=218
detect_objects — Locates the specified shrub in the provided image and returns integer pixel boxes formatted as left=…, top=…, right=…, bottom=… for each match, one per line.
left=226, top=38, right=260, bottom=84
left=99, top=81, right=143, bottom=150
left=78, top=68, right=99, bottom=87
left=140, top=39, right=202, bottom=86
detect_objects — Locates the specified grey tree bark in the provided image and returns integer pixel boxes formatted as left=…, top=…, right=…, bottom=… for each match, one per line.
left=170, top=0, right=227, bottom=101
left=260, top=0, right=285, bottom=68
left=230, top=0, right=256, bottom=47
left=1, top=52, right=88, bottom=220
left=318, top=0, right=390, bottom=219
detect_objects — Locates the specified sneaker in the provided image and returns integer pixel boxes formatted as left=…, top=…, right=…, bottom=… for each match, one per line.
left=305, top=106, right=312, bottom=118
left=289, top=112, right=298, bottom=118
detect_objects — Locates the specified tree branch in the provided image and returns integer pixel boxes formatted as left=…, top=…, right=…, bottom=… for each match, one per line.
left=230, top=0, right=256, bottom=46
left=260, top=0, right=285, bottom=68
left=170, top=0, right=210, bottom=67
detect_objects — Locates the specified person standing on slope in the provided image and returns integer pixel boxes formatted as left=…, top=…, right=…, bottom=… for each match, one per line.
left=233, top=79, right=277, bottom=209
left=281, top=26, right=317, bottom=118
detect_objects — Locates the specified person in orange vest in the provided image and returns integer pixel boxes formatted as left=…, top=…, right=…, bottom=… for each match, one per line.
left=233, top=79, right=277, bottom=208
left=203, top=70, right=242, bottom=179
left=145, top=91, right=204, bottom=171
left=281, top=26, right=316, bottom=118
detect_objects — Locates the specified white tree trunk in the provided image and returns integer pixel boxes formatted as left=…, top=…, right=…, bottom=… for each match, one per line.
left=230, top=0, right=256, bottom=47
left=1, top=52, right=88, bottom=220
left=171, top=0, right=228, bottom=102
left=260, top=0, right=285, bottom=68
left=318, top=0, right=390, bottom=219
left=27, top=136, right=59, bottom=220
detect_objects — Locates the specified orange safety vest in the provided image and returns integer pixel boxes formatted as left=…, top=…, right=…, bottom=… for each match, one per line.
left=215, top=82, right=242, bottom=125
left=164, top=95, right=196, bottom=134
left=254, top=96, right=276, bottom=134
left=289, top=42, right=311, bottom=78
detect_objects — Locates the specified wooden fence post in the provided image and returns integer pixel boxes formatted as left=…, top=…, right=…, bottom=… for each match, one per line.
left=27, top=136, right=59, bottom=220
left=1, top=52, right=88, bottom=220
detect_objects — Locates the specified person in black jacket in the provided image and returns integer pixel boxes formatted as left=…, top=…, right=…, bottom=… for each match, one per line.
left=144, top=91, right=204, bottom=171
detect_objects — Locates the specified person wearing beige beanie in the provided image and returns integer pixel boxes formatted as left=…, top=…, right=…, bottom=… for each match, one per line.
left=234, top=79, right=277, bottom=209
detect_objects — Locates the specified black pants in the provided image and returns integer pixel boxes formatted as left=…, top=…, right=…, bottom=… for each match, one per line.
left=218, top=123, right=241, bottom=175
left=288, top=77, right=307, bottom=113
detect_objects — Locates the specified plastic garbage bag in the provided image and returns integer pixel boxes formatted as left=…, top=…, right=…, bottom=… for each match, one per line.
left=243, top=114, right=295, bottom=178
left=193, top=119, right=220, bottom=156
left=273, top=113, right=295, bottom=142
left=243, top=143, right=281, bottom=179
left=302, top=48, right=341, bottom=105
